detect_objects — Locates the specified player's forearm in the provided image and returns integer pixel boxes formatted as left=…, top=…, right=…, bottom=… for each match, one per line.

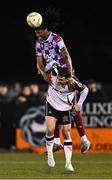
left=37, top=59, right=45, bottom=76
left=37, top=63, right=45, bottom=76
left=77, top=86, right=89, bottom=107
left=65, top=54, right=72, bottom=76
left=62, top=50, right=72, bottom=76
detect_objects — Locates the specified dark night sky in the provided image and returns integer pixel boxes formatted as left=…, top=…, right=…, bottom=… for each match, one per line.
left=1, top=1, right=112, bottom=84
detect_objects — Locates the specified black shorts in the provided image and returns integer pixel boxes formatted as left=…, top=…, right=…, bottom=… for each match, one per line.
left=45, top=101, right=71, bottom=125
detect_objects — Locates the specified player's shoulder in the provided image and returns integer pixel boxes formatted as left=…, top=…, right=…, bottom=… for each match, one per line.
left=52, top=33, right=63, bottom=43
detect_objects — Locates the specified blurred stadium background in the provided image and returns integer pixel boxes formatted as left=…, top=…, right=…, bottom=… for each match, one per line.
left=0, top=1, right=112, bottom=179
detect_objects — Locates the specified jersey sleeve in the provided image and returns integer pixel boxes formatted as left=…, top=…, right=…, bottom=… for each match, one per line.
left=35, top=41, right=42, bottom=57
left=53, top=35, right=65, bottom=50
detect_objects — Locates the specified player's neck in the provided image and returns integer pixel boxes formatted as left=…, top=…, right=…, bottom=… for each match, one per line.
left=45, top=31, right=52, bottom=41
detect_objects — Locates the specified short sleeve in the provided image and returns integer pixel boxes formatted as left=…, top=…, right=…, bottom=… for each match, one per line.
left=53, top=35, right=65, bottom=50
left=35, top=41, right=42, bottom=57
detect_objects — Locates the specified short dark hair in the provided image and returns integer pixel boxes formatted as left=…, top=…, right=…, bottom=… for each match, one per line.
left=58, top=67, right=71, bottom=79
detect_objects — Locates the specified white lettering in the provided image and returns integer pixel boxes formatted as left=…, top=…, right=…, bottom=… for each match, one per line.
left=83, top=115, right=112, bottom=127
left=82, top=102, right=112, bottom=115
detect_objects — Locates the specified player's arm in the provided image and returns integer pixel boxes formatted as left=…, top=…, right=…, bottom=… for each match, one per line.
left=55, top=36, right=72, bottom=76
left=35, top=42, right=51, bottom=84
left=36, top=56, right=45, bottom=76
left=60, top=47, right=72, bottom=76
left=71, top=78, right=89, bottom=112
left=75, top=84, right=88, bottom=111
left=35, top=42, right=45, bottom=76
left=36, top=56, right=51, bottom=84
left=74, top=81, right=89, bottom=112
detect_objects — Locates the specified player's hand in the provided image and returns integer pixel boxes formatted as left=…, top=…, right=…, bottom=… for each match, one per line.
left=43, top=72, right=52, bottom=84
left=67, top=78, right=75, bottom=89
left=73, top=104, right=81, bottom=112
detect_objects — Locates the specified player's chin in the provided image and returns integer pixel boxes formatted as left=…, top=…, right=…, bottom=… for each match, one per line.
left=38, top=37, right=43, bottom=40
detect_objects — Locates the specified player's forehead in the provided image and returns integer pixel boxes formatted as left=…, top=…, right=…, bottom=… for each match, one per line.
left=58, top=76, right=66, bottom=80
left=35, top=29, right=44, bottom=33
left=35, top=27, right=47, bottom=33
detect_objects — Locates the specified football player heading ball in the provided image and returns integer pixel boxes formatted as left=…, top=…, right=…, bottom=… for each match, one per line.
left=27, top=5, right=90, bottom=157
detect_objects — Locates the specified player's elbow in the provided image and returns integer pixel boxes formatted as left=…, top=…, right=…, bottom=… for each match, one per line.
left=83, top=86, right=89, bottom=96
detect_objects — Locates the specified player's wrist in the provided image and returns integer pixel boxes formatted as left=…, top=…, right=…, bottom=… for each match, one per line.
left=43, top=72, right=48, bottom=76
left=41, top=71, right=46, bottom=76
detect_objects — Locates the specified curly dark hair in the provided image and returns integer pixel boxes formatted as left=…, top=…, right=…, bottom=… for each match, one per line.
left=36, top=5, right=64, bottom=31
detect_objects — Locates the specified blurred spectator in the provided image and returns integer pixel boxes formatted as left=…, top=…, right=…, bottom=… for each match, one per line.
left=7, top=82, right=21, bottom=102
left=0, top=83, right=17, bottom=149
left=16, top=84, right=31, bottom=104
left=30, top=83, right=39, bottom=95
left=14, top=84, right=33, bottom=131
left=0, top=82, right=22, bottom=104
left=30, top=83, right=43, bottom=105
left=0, top=83, right=9, bottom=104
left=85, top=79, right=108, bottom=102
left=16, top=83, right=44, bottom=106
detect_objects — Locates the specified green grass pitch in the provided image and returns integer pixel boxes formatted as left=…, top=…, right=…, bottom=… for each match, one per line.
left=0, top=152, right=112, bottom=179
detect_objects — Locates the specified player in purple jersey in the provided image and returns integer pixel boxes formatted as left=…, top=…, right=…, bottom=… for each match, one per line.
left=35, top=6, right=72, bottom=84
left=34, top=6, right=90, bottom=154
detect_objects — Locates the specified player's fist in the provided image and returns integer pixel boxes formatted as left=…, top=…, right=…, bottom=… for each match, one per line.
left=73, top=104, right=81, bottom=112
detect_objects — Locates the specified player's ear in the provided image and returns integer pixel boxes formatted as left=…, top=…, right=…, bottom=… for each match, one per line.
left=67, top=78, right=75, bottom=89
